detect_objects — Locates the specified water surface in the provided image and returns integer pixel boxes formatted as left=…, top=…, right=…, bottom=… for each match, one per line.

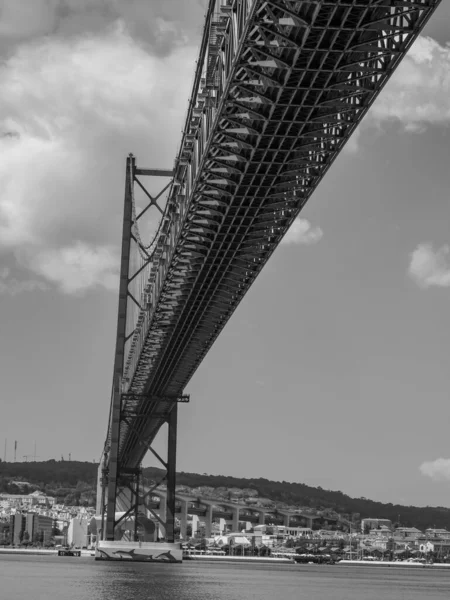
left=1, top=555, right=450, bottom=600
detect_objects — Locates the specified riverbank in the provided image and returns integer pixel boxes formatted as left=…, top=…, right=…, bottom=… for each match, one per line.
left=0, top=548, right=56, bottom=556
left=0, top=548, right=94, bottom=557
left=339, top=560, right=450, bottom=569
left=184, top=554, right=295, bottom=564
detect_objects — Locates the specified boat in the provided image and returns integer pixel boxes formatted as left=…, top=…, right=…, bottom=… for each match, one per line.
left=58, top=547, right=81, bottom=557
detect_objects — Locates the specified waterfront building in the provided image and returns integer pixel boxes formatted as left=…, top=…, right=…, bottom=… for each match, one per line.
left=419, top=539, right=450, bottom=554
left=10, top=513, right=26, bottom=545
left=425, top=529, right=450, bottom=539
left=26, top=514, right=53, bottom=543
left=361, top=518, right=393, bottom=532
left=0, top=492, right=55, bottom=508
left=315, top=529, right=345, bottom=539
left=368, top=525, right=392, bottom=538
left=394, top=527, right=422, bottom=540
left=67, top=517, right=89, bottom=547
left=252, top=524, right=314, bottom=539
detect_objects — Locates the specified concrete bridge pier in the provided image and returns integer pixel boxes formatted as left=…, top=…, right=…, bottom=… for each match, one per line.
left=231, top=507, right=240, bottom=533
left=157, top=496, right=167, bottom=539
left=179, top=500, right=188, bottom=540
left=205, top=505, right=213, bottom=538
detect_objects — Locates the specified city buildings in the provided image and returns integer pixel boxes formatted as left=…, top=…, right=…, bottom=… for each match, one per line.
left=0, top=488, right=96, bottom=547
left=361, top=518, right=393, bottom=532
left=0, top=491, right=55, bottom=507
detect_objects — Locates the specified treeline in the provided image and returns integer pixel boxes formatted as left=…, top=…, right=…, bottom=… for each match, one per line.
left=0, top=460, right=97, bottom=506
left=1, top=461, right=450, bottom=530
left=0, top=460, right=97, bottom=488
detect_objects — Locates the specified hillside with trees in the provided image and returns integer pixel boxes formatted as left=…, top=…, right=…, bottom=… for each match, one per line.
left=1, top=460, right=449, bottom=530
left=0, top=460, right=97, bottom=506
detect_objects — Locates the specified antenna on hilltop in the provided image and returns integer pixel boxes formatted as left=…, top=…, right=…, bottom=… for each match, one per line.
left=33, top=442, right=39, bottom=462
left=14, top=441, right=17, bottom=462
left=3, top=439, right=6, bottom=462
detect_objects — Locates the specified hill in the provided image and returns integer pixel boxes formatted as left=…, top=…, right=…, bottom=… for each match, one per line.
left=0, top=460, right=97, bottom=506
left=1, top=460, right=449, bottom=530
left=143, top=467, right=450, bottom=531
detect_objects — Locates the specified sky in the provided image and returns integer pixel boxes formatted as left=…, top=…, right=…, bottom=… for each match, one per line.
left=1, top=0, right=450, bottom=508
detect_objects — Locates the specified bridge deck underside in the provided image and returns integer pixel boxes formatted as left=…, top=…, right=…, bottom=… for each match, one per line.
left=112, top=0, right=440, bottom=468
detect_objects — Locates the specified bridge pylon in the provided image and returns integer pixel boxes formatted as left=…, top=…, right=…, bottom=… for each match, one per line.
left=98, top=154, right=188, bottom=548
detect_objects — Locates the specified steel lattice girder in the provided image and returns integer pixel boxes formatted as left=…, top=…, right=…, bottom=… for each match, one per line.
left=111, top=0, right=441, bottom=468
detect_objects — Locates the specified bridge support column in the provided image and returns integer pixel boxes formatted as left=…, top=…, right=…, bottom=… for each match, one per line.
left=231, top=507, right=240, bottom=533
left=258, top=512, right=265, bottom=525
left=179, top=500, right=188, bottom=541
left=158, top=497, right=167, bottom=539
left=105, top=378, right=122, bottom=541
left=205, top=505, right=213, bottom=538
left=166, top=402, right=177, bottom=543
left=104, top=154, right=135, bottom=542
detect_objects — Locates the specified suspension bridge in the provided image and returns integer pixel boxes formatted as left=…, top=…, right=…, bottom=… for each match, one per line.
left=96, top=0, right=442, bottom=561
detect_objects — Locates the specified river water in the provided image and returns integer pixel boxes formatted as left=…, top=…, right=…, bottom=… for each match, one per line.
left=1, top=555, right=450, bottom=600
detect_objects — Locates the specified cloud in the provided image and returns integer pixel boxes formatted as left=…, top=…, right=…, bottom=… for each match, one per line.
left=0, top=0, right=206, bottom=56
left=281, top=218, right=323, bottom=246
left=0, top=265, right=47, bottom=295
left=0, top=0, right=58, bottom=40
left=348, top=36, right=450, bottom=150
left=371, top=36, right=450, bottom=129
left=0, top=22, right=197, bottom=294
left=419, top=458, right=450, bottom=482
left=408, top=243, right=450, bottom=289
left=25, top=242, right=118, bottom=294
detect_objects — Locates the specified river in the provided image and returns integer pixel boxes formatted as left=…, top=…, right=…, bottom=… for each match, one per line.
left=1, top=555, right=450, bottom=599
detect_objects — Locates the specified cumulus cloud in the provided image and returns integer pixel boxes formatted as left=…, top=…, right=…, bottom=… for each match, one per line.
left=0, top=265, right=47, bottom=295
left=0, top=0, right=206, bottom=55
left=348, top=36, right=450, bottom=150
left=408, top=243, right=450, bottom=289
left=372, top=36, right=450, bottom=129
left=419, top=458, right=450, bottom=482
left=281, top=218, right=323, bottom=245
left=26, top=242, right=118, bottom=294
left=0, top=21, right=197, bottom=294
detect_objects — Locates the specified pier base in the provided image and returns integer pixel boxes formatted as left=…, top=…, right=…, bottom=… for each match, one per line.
left=95, top=540, right=182, bottom=563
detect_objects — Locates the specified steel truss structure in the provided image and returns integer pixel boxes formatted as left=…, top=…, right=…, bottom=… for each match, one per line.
left=101, top=0, right=441, bottom=539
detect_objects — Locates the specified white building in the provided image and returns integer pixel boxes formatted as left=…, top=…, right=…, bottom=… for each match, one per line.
left=67, top=518, right=89, bottom=548
left=419, top=540, right=450, bottom=554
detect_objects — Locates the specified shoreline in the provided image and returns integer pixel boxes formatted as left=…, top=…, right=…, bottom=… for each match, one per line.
left=184, top=555, right=295, bottom=564
left=0, top=548, right=57, bottom=556
left=338, top=560, right=450, bottom=569
left=0, top=548, right=94, bottom=557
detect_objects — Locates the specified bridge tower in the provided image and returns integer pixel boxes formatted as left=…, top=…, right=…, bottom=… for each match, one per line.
left=97, top=155, right=188, bottom=551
